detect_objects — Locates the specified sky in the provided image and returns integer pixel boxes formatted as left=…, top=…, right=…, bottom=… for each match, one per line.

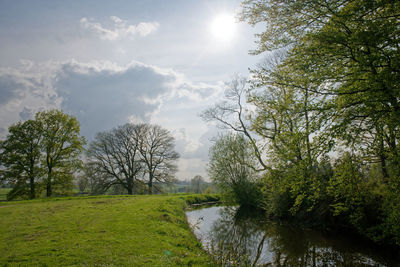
left=0, top=0, right=265, bottom=181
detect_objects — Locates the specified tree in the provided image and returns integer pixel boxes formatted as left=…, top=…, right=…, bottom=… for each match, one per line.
left=87, top=123, right=179, bottom=195
left=76, top=174, right=89, bottom=193
left=137, top=124, right=179, bottom=194
left=240, top=0, right=400, bottom=179
left=239, top=0, right=400, bottom=243
left=201, top=76, right=267, bottom=171
left=208, top=133, right=262, bottom=207
left=190, top=175, right=205, bottom=194
left=0, top=110, right=85, bottom=199
left=87, top=124, right=143, bottom=195
left=0, top=120, right=42, bottom=199
left=36, top=110, right=85, bottom=197
left=248, top=54, right=336, bottom=216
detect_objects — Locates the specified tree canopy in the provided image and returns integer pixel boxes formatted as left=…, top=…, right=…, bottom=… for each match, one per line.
left=204, top=0, right=400, bottom=246
left=0, top=110, right=85, bottom=199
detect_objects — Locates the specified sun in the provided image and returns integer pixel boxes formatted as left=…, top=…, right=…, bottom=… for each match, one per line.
left=210, top=14, right=236, bottom=42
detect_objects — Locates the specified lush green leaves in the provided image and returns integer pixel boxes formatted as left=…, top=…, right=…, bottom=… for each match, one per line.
left=0, top=110, right=85, bottom=199
left=234, top=0, right=400, bottom=245
left=208, top=133, right=262, bottom=207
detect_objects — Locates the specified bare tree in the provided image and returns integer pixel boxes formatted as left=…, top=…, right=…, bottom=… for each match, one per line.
left=136, top=124, right=179, bottom=194
left=201, top=76, right=267, bottom=171
left=82, top=161, right=116, bottom=195
left=87, top=124, right=143, bottom=195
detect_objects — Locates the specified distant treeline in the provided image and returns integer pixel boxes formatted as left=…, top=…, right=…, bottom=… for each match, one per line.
left=204, top=0, right=400, bottom=247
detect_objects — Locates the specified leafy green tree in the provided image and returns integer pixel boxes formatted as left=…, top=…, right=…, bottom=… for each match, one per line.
left=239, top=0, right=400, bottom=243
left=208, top=133, right=262, bottom=207
left=36, top=110, right=85, bottom=197
left=248, top=54, right=336, bottom=217
left=0, top=120, right=43, bottom=199
left=383, top=179, right=400, bottom=245
left=241, top=0, right=400, bottom=179
left=327, top=153, right=366, bottom=224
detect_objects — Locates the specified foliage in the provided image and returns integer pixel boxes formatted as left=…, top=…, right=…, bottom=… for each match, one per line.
left=182, top=194, right=220, bottom=205
left=76, top=174, right=89, bottom=193
left=0, top=110, right=85, bottom=200
left=382, top=176, right=400, bottom=245
left=0, top=188, right=11, bottom=200
left=0, top=120, right=42, bottom=200
left=36, top=110, right=85, bottom=197
left=196, top=0, right=400, bottom=246
left=208, top=133, right=262, bottom=207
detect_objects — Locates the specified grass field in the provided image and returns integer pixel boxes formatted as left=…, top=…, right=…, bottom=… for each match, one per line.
left=0, top=194, right=219, bottom=266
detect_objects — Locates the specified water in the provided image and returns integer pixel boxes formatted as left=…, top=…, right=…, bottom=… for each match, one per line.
left=186, top=206, right=400, bottom=266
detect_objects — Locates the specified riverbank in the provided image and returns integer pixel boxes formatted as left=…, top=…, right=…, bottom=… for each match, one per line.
left=0, top=194, right=219, bottom=266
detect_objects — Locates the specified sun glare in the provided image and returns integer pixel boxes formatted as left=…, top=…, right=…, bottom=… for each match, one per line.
left=210, top=14, right=236, bottom=42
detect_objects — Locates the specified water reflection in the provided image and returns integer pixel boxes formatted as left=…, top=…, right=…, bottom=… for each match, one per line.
left=186, top=206, right=399, bottom=267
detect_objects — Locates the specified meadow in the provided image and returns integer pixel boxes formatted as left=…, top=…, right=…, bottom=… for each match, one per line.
left=0, top=194, right=219, bottom=266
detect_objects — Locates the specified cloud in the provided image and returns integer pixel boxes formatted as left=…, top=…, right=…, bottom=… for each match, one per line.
left=174, top=128, right=201, bottom=154
left=80, top=16, right=159, bottom=41
left=0, top=60, right=222, bottom=139
left=177, top=158, right=208, bottom=180
left=0, top=75, right=21, bottom=105
left=55, top=60, right=176, bottom=138
left=0, top=60, right=172, bottom=138
left=0, top=59, right=225, bottom=179
left=0, top=61, right=61, bottom=136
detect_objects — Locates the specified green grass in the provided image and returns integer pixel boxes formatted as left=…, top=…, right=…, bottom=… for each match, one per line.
left=0, top=188, right=11, bottom=200
left=0, top=194, right=219, bottom=266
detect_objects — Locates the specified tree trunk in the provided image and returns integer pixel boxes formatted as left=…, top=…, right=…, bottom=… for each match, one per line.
left=379, top=134, right=389, bottom=180
left=46, top=167, right=52, bottom=197
left=30, top=175, right=35, bottom=199
left=148, top=173, right=153, bottom=195
left=127, top=186, right=133, bottom=195
left=29, top=158, right=35, bottom=199
left=46, top=180, right=52, bottom=197
left=46, top=155, right=52, bottom=197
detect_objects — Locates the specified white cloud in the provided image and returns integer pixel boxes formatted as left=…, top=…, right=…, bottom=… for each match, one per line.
left=0, top=59, right=225, bottom=179
left=174, top=128, right=201, bottom=154
left=177, top=158, right=208, bottom=181
left=80, top=16, right=159, bottom=41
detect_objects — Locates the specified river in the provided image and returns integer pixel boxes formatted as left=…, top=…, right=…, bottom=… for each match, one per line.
left=186, top=206, right=400, bottom=266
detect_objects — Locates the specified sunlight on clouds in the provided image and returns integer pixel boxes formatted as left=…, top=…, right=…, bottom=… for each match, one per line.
left=80, top=16, right=159, bottom=41
left=177, top=158, right=208, bottom=180
left=128, top=114, right=144, bottom=124
left=174, top=128, right=201, bottom=153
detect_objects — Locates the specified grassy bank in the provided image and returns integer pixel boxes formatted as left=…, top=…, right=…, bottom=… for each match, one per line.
left=0, top=194, right=219, bottom=266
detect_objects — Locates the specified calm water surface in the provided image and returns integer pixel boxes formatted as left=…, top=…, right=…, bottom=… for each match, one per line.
left=186, top=206, right=400, bottom=266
